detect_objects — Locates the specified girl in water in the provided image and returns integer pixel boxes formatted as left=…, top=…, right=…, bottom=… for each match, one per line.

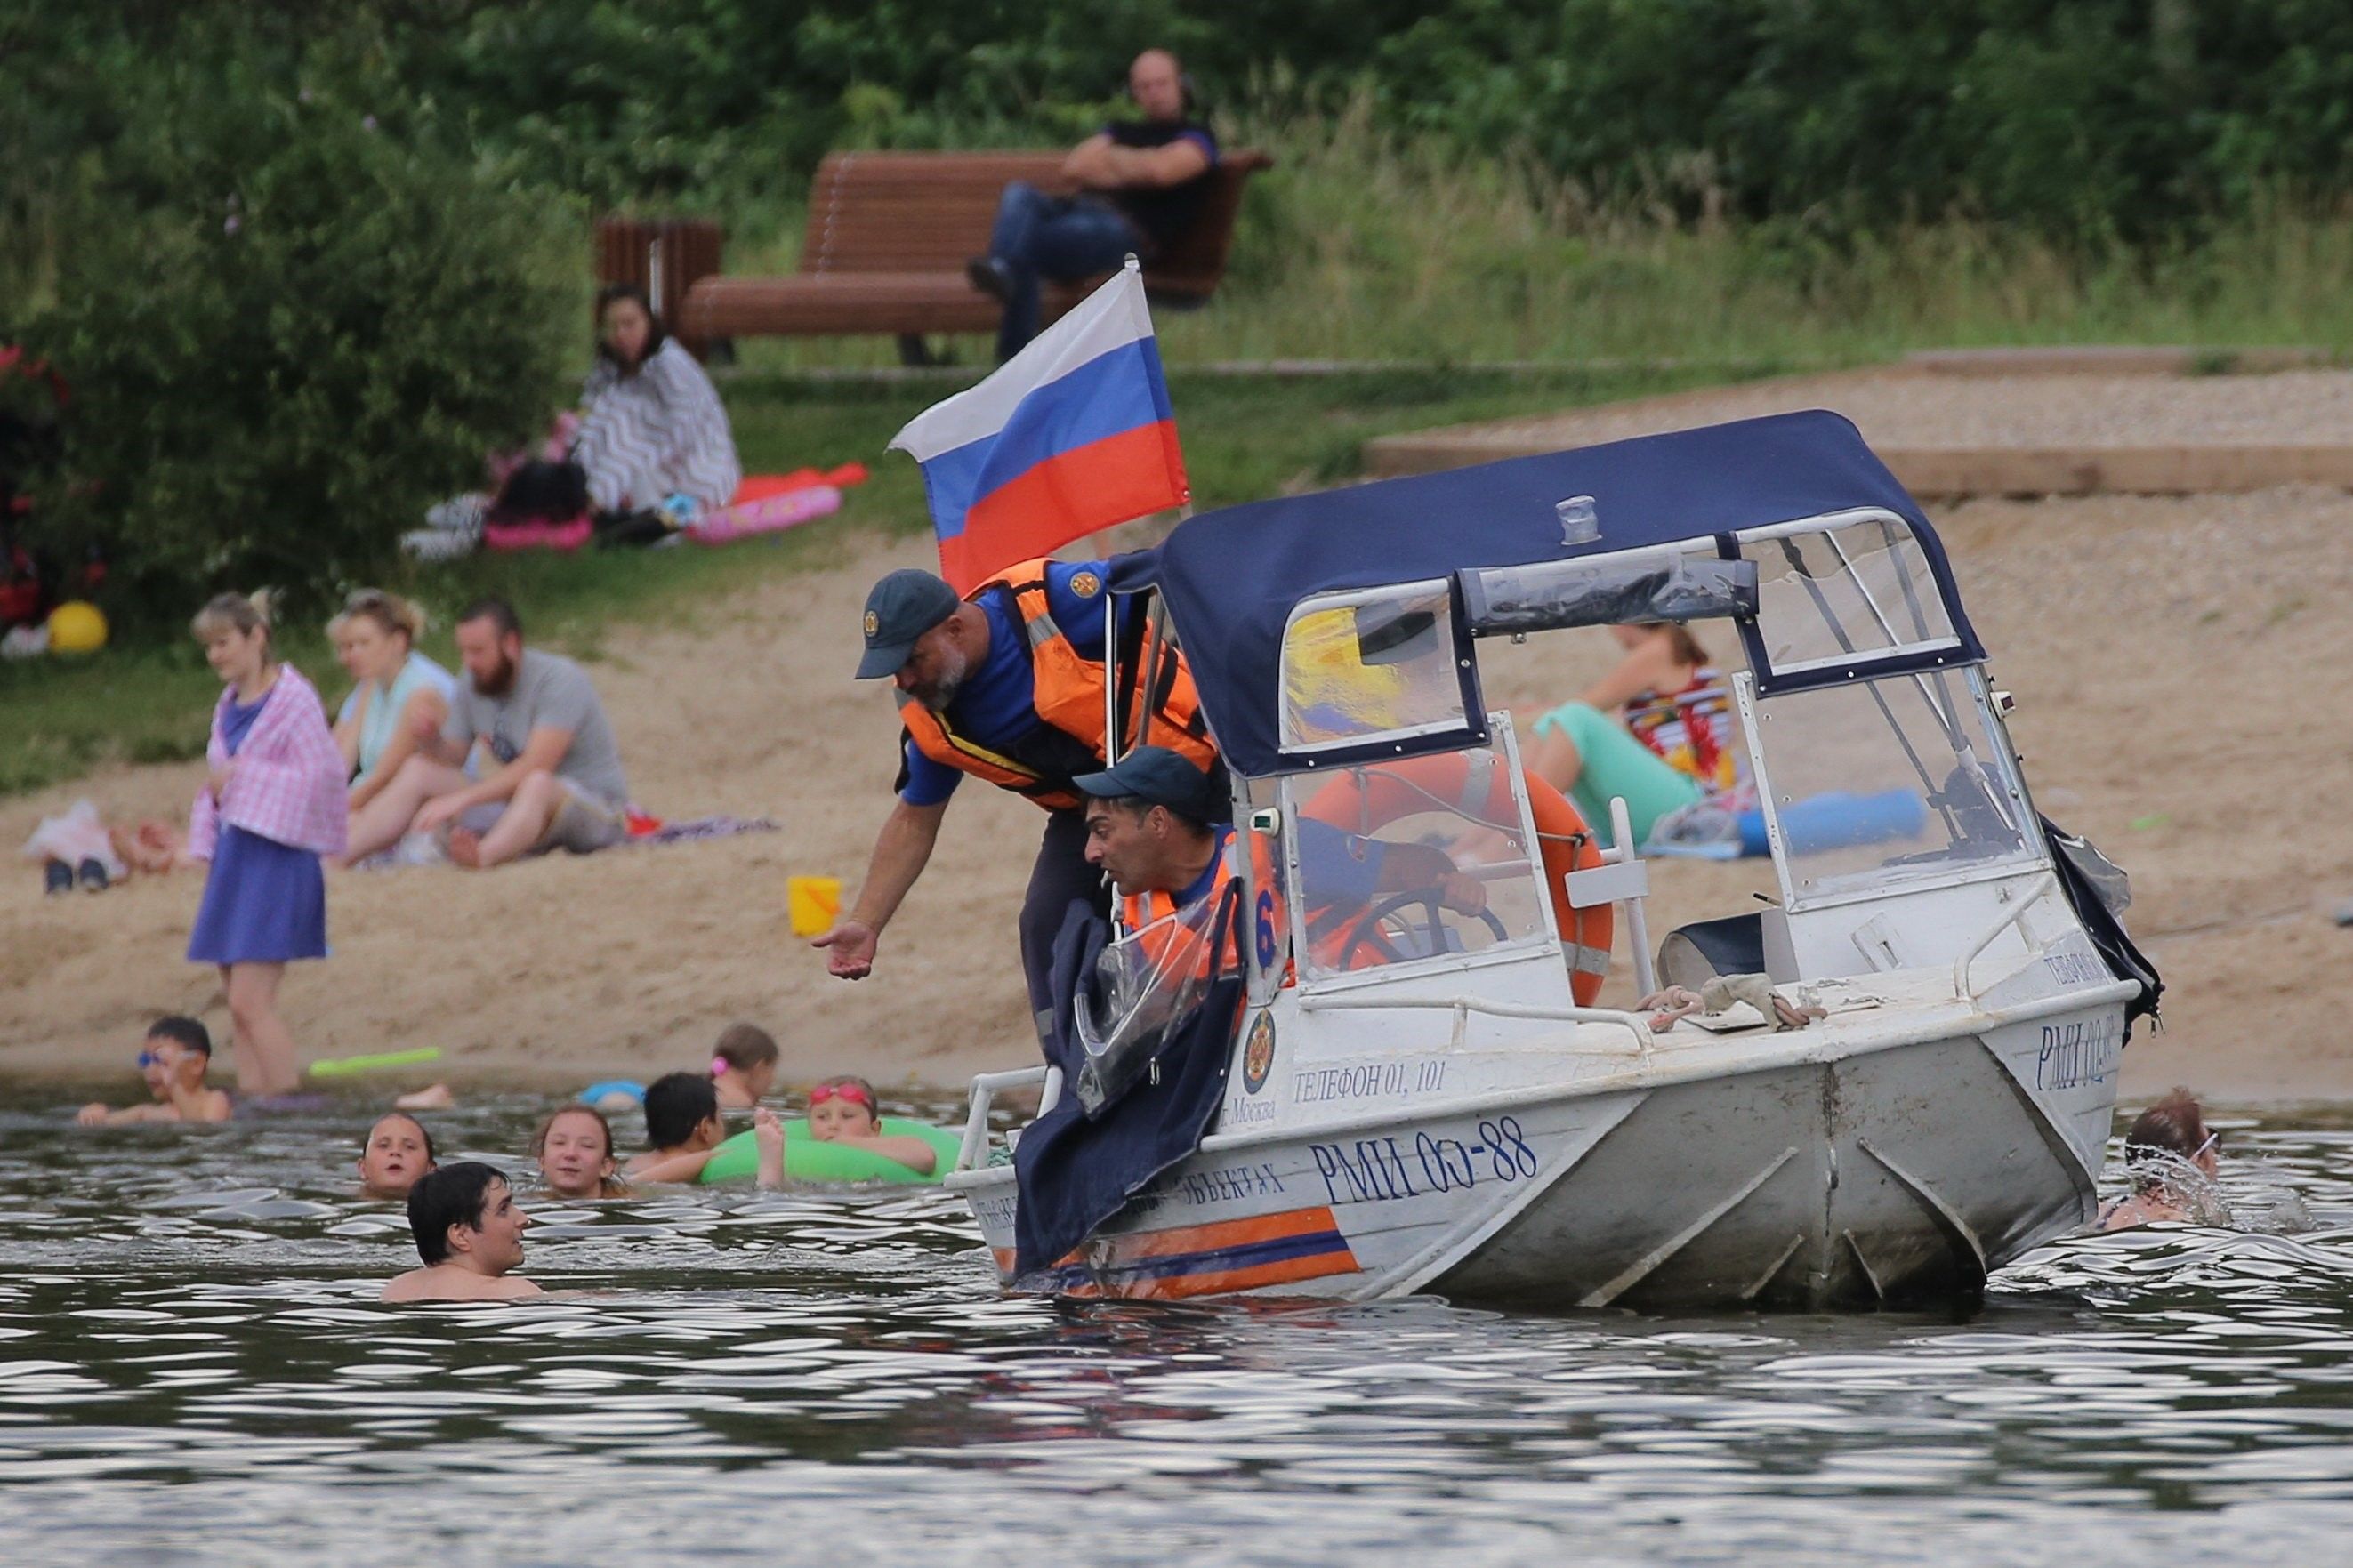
left=185, top=591, right=347, bottom=1098
left=709, top=1023, right=779, bottom=1109
left=806, top=1076, right=937, bottom=1175
left=359, top=1113, right=439, bottom=1199
left=533, top=1105, right=628, bottom=1199
left=2100, top=1089, right=2225, bottom=1230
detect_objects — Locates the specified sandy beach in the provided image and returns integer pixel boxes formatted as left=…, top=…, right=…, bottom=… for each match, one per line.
left=4, top=484, right=2348, bottom=1103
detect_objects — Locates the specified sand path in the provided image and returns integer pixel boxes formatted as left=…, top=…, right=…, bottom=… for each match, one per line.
left=4, top=487, right=2348, bottom=1103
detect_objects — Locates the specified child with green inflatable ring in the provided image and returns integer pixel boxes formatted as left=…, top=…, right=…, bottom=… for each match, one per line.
left=699, top=1075, right=957, bottom=1186
left=697, top=1116, right=960, bottom=1186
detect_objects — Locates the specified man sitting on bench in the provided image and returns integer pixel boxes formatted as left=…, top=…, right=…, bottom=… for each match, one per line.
left=966, top=48, right=1218, bottom=361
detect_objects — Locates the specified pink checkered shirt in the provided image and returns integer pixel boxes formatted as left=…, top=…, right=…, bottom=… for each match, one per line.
left=187, top=663, right=350, bottom=861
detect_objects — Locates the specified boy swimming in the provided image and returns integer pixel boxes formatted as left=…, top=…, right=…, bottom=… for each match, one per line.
left=76, top=1017, right=233, bottom=1125
left=382, top=1162, right=541, bottom=1302
left=805, top=1075, right=937, bottom=1175
left=358, top=1112, right=438, bottom=1198
left=626, top=1072, right=784, bottom=1186
left=534, top=1105, right=627, bottom=1199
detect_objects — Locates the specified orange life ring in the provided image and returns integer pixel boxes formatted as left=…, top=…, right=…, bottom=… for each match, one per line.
left=1301, top=752, right=1614, bottom=1003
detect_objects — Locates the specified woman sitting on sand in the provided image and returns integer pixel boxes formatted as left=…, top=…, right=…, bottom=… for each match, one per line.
left=1523, top=623, right=1753, bottom=848
left=2100, top=1089, right=2225, bottom=1230
left=327, top=590, right=455, bottom=813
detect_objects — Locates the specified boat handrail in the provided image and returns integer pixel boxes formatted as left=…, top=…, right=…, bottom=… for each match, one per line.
left=1298, top=991, right=1653, bottom=1055
left=1953, top=871, right=2059, bottom=1002
left=956, top=1065, right=1062, bottom=1174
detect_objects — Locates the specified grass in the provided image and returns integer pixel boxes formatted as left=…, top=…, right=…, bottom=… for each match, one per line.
left=15, top=108, right=2353, bottom=795
left=718, top=102, right=2353, bottom=373
left=0, top=362, right=1736, bottom=797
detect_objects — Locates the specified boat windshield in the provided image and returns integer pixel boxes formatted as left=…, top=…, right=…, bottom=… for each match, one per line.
left=1741, top=512, right=1959, bottom=682
left=1276, top=736, right=1555, bottom=984
left=1749, top=666, right=2038, bottom=906
left=1278, top=580, right=1471, bottom=753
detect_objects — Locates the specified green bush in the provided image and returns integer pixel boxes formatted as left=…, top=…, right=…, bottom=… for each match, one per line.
left=18, top=51, right=583, bottom=628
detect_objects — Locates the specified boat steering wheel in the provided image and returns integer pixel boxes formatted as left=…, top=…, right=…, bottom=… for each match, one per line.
left=1338, top=886, right=1510, bottom=964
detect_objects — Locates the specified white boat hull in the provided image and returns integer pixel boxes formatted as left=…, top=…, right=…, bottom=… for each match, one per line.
left=950, top=993, right=2124, bottom=1310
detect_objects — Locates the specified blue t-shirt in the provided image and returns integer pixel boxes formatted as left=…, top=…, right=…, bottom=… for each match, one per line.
left=898, top=560, right=1122, bottom=807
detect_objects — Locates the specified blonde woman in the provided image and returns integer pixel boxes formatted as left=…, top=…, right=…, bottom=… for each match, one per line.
left=185, top=592, right=346, bottom=1098
left=329, top=590, right=455, bottom=812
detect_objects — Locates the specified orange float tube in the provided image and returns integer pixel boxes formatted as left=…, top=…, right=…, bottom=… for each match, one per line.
left=1301, top=752, right=1614, bottom=1003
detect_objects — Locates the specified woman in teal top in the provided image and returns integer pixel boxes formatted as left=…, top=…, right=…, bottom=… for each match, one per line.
left=330, top=590, right=456, bottom=810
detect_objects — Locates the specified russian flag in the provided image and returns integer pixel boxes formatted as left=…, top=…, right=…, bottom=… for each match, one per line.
left=889, top=263, right=1189, bottom=592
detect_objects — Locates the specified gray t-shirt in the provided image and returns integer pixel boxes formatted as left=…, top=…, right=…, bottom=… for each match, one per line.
left=443, top=647, right=628, bottom=806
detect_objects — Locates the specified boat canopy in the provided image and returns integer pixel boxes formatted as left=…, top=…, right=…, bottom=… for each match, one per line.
left=1105, top=410, right=1985, bottom=778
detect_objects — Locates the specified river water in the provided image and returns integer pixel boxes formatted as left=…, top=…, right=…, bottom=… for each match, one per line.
left=2, top=1090, right=2349, bottom=1565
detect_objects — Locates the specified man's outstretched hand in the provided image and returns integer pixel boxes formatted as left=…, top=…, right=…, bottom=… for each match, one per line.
left=811, top=918, right=879, bottom=979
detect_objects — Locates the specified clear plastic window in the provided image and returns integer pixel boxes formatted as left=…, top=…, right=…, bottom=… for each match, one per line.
left=1279, top=582, right=1468, bottom=752
left=1743, top=516, right=1958, bottom=678
left=1750, top=669, right=2036, bottom=904
left=1277, top=738, right=1553, bottom=982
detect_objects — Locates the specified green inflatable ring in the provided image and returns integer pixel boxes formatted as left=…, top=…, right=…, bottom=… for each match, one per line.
left=697, top=1116, right=959, bottom=1186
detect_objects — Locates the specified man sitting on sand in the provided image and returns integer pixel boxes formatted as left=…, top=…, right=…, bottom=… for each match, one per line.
left=341, top=598, right=629, bottom=869
left=76, top=1017, right=232, bottom=1124
left=383, top=1162, right=542, bottom=1302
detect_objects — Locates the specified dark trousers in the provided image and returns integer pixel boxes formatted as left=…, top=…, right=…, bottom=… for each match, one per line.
left=986, top=181, right=1142, bottom=362
left=1019, top=808, right=1111, bottom=1047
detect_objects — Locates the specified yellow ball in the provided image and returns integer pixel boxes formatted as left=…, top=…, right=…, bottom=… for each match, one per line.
left=46, top=600, right=108, bottom=655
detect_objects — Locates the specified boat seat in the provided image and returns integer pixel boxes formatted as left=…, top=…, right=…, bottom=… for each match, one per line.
left=1656, top=913, right=1766, bottom=990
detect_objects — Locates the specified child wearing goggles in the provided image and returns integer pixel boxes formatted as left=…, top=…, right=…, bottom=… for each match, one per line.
left=806, top=1075, right=936, bottom=1175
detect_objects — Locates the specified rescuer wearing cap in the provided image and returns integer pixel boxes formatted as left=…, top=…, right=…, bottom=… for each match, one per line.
left=814, top=559, right=1219, bottom=1043
left=1073, top=745, right=1487, bottom=977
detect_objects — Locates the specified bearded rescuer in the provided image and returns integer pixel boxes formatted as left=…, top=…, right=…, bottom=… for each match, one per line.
left=812, top=560, right=1219, bottom=1043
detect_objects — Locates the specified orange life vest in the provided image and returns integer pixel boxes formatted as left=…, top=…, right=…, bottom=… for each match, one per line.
left=898, top=559, right=1218, bottom=811
left=1116, top=828, right=1387, bottom=984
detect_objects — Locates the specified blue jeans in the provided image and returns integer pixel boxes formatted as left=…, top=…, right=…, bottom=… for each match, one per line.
left=987, top=181, right=1141, bottom=360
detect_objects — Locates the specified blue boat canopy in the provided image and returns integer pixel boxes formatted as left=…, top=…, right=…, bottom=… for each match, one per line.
left=1107, top=410, right=1984, bottom=778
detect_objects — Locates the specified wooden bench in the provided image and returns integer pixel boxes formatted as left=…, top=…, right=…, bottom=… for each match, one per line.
left=649, top=149, right=1269, bottom=360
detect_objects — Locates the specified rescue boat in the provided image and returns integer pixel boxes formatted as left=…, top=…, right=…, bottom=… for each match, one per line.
left=943, top=410, right=2160, bottom=1311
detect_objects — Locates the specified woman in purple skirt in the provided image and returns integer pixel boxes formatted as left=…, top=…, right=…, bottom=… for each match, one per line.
left=185, top=592, right=348, bottom=1098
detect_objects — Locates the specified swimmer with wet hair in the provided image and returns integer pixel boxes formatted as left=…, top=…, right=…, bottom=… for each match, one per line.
left=76, top=1017, right=232, bottom=1125
left=2100, top=1087, right=2223, bottom=1231
left=382, top=1162, right=541, bottom=1302
left=358, top=1112, right=439, bottom=1199
left=626, top=1072, right=785, bottom=1186
left=806, top=1074, right=936, bottom=1175
left=709, top=1022, right=779, bottom=1109
left=534, top=1104, right=628, bottom=1200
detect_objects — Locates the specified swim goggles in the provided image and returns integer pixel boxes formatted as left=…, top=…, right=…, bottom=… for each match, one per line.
left=135, top=1050, right=165, bottom=1070
left=809, top=1082, right=871, bottom=1107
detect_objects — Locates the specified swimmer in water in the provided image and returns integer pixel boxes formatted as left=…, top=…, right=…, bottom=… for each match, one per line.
left=805, top=1074, right=936, bottom=1175
left=709, top=1022, right=779, bottom=1109
left=76, top=1017, right=233, bottom=1125
left=359, top=1112, right=439, bottom=1199
left=382, top=1162, right=541, bottom=1302
left=533, top=1105, right=628, bottom=1199
left=625, top=1072, right=785, bottom=1186
left=2100, top=1087, right=2223, bottom=1230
